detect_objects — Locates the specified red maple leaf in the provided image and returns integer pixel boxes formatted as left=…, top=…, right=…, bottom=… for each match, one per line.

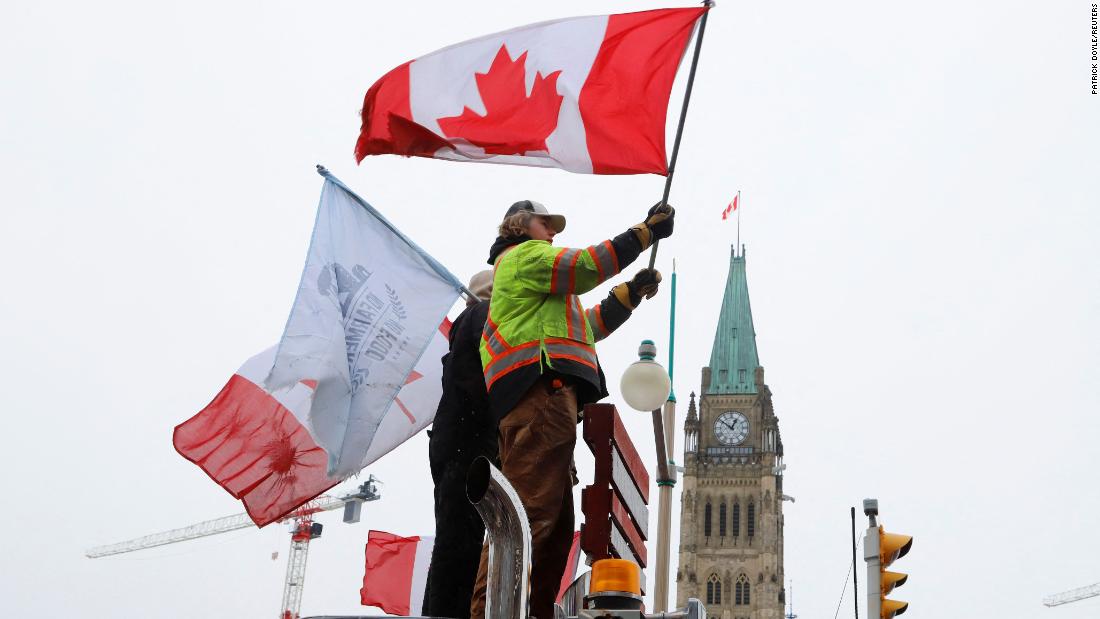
left=437, top=44, right=564, bottom=156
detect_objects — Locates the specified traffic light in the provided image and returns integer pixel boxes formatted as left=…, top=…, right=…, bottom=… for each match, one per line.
left=863, top=499, right=913, bottom=619
left=877, top=526, right=912, bottom=617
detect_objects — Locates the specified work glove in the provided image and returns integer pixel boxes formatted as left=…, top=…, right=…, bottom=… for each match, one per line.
left=612, top=268, right=662, bottom=310
left=630, top=203, right=676, bottom=249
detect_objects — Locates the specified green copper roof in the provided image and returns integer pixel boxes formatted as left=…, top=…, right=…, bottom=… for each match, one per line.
left=707, top=247, right=759, bottom=395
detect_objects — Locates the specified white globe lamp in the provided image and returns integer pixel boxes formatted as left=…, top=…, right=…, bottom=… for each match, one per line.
left=620, top=339, right=672, bottom=412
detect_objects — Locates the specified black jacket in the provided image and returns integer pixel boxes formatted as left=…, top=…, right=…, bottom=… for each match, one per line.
left=428, top=300, right=496, bottom=474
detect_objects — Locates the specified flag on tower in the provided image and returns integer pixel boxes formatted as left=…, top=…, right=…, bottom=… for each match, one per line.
left=173, top=171, right=463, bottom=526
left=722, top=193, right=739, bottom=220
left=355, top=7, right=708, bottom=175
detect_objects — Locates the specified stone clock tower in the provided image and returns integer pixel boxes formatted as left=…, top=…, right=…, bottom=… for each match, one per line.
left=675, top=248, right=785, bottom=619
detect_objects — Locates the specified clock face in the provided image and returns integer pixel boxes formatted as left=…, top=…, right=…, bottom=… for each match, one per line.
left=714, top=411, right=750, bottom=445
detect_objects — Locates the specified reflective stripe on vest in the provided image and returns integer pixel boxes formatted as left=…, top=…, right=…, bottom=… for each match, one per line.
left=550, top=248, right=581, bottom=295
left=482, top=314, right=508, bottom=357
left=544, top=338, right=598, bottom=370
left=484, top=341, right=541, bottom=389
left=586, top=241, right=619, bottom=284
left=566, top=294, right=586, bottom=341
left=586, top=304, right=610, bottom=342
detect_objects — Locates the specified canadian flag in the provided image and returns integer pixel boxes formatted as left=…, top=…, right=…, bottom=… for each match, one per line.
left=722, top=193, right=739, bottom=220
left=355, top=7, right=708, bottom=175
left=361, top=531, right=435, bottom=616
left=172, top=321, right=450, bottom=526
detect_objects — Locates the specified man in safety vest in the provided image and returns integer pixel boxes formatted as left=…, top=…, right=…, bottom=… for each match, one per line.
left=470, top=200, right=674, bottom=619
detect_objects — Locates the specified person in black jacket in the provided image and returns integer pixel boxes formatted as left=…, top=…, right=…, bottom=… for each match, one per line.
left=422, top=270, right=497, bottom=619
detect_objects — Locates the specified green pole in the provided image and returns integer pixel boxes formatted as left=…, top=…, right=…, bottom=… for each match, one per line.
left=668, top=263, right=677, bottom=399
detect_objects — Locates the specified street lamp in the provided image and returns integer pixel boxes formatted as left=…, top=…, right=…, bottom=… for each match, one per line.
left=619, top=340, right=672, bottom=412
left=619, top=339, right=676, bottom=612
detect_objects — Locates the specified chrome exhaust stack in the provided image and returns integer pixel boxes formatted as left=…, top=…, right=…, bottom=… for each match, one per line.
left=467, top=456, right=531, bottom=619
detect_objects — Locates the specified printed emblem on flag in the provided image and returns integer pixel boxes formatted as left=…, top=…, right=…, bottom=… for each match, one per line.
left=317, top=263, right=410, bottom=393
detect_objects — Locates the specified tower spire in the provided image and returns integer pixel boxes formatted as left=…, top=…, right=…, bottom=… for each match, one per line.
left=706, top=247, right=759, bottom=394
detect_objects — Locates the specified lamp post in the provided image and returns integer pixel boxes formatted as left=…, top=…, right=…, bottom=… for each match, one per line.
left=620, top=340, right=675, bottom=611
left=620, top=340, right=672, bottom=412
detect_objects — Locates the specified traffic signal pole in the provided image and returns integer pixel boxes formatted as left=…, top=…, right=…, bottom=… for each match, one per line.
left=862, top=498, right=912, bottom=619
left=862, top=499, right=882, bottom=619
left=851, top=507, right=859, bottom=619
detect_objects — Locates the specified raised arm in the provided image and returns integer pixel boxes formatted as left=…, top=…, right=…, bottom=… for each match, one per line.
left=516, top=205, right=675, bottom=296
left=587, top=269, right=663, bottom=342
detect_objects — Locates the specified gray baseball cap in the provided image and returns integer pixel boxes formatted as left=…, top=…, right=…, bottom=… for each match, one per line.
left=467, top=269, right=494, bottom=303
left=504, top=200, right=566, bottom=233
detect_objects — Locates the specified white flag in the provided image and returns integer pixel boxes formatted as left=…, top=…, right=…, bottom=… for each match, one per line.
left=267, top=172, right=462, bottom=478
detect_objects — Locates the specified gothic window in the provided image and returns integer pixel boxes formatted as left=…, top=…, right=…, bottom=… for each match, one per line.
left=704, top=502, right=712, bottom=537
left=732, top=501, right=741, bottom=537
left=686, top=427, right=697, bottom=453
left=719, top=502, right=727, bottom=536
left=706, top=574, right=722, bottom=605
left=747, top=500, right=756, bottom=538
left=738, top=369, right=746, bottom=383
left=735, top=574, right=750, bottom=605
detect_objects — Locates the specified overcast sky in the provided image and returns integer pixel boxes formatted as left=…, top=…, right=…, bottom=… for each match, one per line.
left=2, top=1, right=1098, bottom=617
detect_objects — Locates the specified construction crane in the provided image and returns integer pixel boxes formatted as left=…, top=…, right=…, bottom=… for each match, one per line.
left=1043, top=582, right=1100, bottom=607
left=784, top=580, right=797, bottom=619
left=86, top=476, right=381, bottom=619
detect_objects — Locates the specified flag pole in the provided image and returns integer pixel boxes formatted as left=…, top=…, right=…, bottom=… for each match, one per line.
left=648, top=0, right=713, bottom=270
left=736, top=190, right=741, bottom=256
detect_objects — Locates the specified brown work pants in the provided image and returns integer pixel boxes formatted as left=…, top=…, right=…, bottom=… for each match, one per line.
left=470, top=378, right=578, bottom=619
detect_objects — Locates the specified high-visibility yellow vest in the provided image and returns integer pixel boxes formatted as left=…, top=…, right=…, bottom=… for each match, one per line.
left=480, top=239, right=624, bottom=390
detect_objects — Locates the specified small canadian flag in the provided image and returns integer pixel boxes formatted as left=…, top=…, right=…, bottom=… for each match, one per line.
left=360, top=531, right=583, bottom=615
left=361, top=531, right=435, bottom=616
left=722, top=193, right=739, bottom=220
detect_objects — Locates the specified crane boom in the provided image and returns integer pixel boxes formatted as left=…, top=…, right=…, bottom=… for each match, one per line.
left=86, top=477, right=381, bottom=619
left=86, top=510, right=257, bottom=558
left=1044, top=582, right=1100, bottom=607
left=86, top=477, right=380, bottom=559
